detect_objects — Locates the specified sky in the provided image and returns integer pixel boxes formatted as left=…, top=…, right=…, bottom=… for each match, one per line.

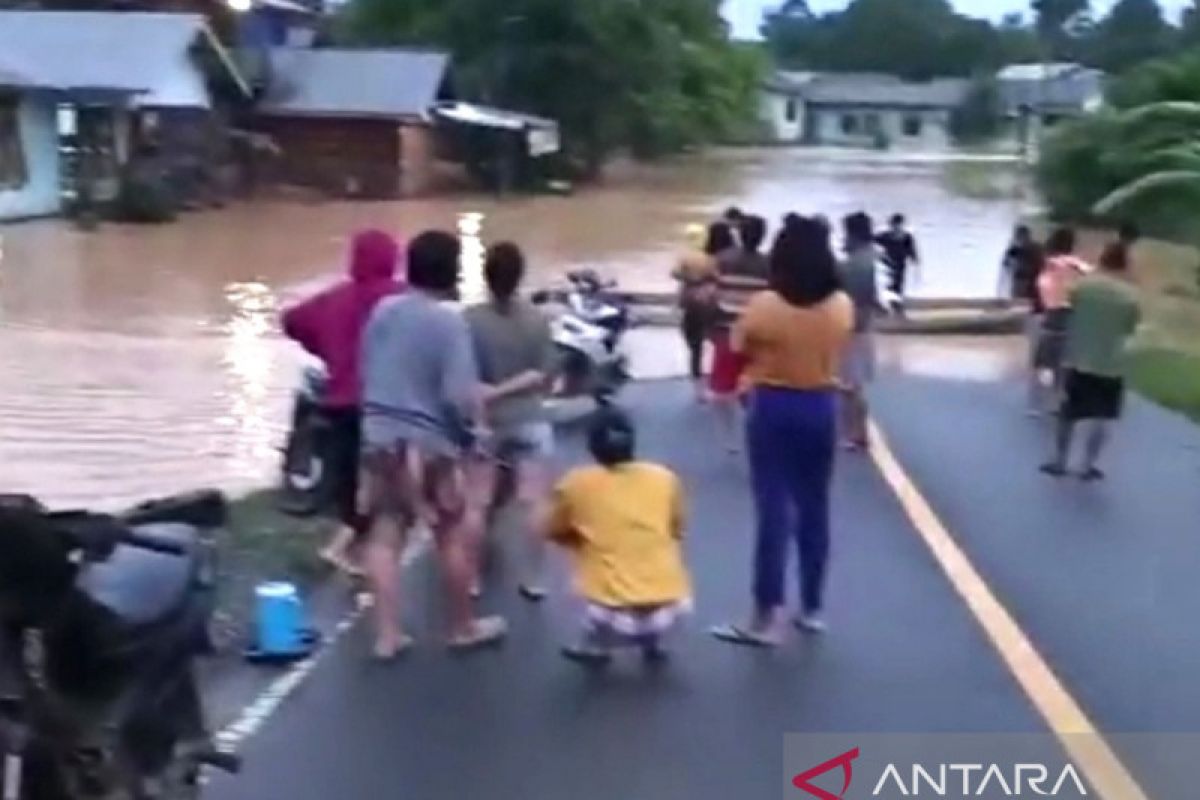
left=725, top=0, right=1192, bottom=39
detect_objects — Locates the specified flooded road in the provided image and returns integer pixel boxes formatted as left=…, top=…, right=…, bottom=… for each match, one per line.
left=0, top=149, right=1024, bottom=506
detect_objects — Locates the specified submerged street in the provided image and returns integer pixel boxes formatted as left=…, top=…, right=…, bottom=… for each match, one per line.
left=0, top=150, right=1022, bottom=507
left=198, top=374, right=1200, bottom=799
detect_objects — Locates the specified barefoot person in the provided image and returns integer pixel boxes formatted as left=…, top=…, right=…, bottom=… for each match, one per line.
left=282, top=229, right=404, bottom=575
left=466, top=243, right=556, bottom=600
left=360, top=230, right=506, bottom=658
left=713, top=217, right=853, bottom=646
left=547, top=407, right=692, bottom=664
left=838, top=212, right=884, bottom=452
left=1041, top=242, right=1141, bottom=480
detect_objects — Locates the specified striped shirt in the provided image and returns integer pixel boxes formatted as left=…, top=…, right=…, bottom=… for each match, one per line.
left=714, top=249, right=770, bottom=331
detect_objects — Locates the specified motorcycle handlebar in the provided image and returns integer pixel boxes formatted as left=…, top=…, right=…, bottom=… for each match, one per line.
left=119, top=530, right=188, bottom=557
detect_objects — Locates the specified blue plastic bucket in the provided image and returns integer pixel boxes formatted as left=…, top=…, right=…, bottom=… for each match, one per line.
left=254, top=582, right=306, bottom=656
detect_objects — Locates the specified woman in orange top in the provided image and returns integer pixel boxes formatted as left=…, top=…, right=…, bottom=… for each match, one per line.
left=712, top=216, right=854, bottom=647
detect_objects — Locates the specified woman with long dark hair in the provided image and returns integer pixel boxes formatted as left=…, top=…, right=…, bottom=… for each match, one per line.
left=712, top=216, right=853, bottom=646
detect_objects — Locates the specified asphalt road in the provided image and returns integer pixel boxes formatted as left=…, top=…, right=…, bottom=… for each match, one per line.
left=202, top=376, right=1200, bottom=799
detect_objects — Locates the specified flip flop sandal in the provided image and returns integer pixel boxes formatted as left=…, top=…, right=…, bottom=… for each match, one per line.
left=372, top=635, right=415, bottom=663
left=1080, top=467, right=1106, bottom=482
left=448, top=616, right=508, bottom=651
left=1039, top=463, right=1068, bottom=478
left=710, top=624, right=780, bottom=648
left=561, top=645, right=614, bottom=666
left=519, top=585, right=548, bottom=603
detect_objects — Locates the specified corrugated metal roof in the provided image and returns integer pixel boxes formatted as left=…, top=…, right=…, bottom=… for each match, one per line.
left=0, top=11, right=247, bottom=107
left=997, top=64, right=1103, bottom=113
left=998, top=63, right=1083, bottom=81
left=259, top=48, right=450, bottom=120
left=803, top=74, right=969, bottom=109
left=763, top=70, right=818, bottom=94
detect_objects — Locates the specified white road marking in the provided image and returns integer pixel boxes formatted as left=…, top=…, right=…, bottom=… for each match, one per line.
left=213, top=527, right=432, bottom=757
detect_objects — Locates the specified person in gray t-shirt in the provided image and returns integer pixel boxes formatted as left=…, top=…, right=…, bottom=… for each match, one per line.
left=359, top=230, right=506, bottom=659
left=837, top=212, right=886, bottom=452
left=465, top=243, right=556, bottom=601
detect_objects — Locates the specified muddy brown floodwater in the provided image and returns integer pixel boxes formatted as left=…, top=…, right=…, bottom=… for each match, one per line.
left=0, top=149, right=1024, bottom=507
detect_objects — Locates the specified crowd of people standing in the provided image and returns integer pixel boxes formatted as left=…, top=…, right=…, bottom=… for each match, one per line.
left=281, top=205, right=1141, bottom=664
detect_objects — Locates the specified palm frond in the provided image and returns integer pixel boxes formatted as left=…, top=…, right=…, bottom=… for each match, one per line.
left=1117, top=101, right=1200, bottom=128
left=1093, top=170, right=1200, bottom=215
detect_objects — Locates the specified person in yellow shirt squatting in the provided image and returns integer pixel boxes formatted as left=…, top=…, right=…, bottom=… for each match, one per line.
left=546, top=407, right=693, bottom=665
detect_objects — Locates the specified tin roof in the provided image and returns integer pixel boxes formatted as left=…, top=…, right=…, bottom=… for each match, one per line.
left=0, top=11, right=249, bottom=106
left=259, top=48, right=451, bottom=120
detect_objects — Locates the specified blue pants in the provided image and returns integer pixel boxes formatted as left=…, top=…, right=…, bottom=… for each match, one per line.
left=746, top=386, right=836, bottom=615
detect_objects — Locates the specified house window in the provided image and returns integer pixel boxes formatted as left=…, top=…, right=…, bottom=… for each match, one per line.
left=840, top=113, right=859, bottom=135
left=903, top=114, right=923, bottom=137
left=0, top=94, right=28, bottom=191
left=865, top=113, right=881, bottom=135
left=785, top=99, right=798, bottom=123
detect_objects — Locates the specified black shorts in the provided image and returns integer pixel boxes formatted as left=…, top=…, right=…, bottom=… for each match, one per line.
left=319, top=407, right=364, bottom=531
left=1062, top=370, right=1125, bottom=421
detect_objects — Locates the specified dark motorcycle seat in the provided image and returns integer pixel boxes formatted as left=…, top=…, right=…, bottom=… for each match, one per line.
left=75, top=523, right=198, bottom=628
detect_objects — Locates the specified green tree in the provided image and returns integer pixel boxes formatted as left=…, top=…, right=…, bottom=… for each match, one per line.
left=996, top=12, right=1043, bottom=64
left=761, top=0, right=1013, bottom=79
left=1087, top=0, right=1174, bottom=73
left=335, top=0, right=761, bottom=170
left=951, top=76, right=1003, bottom=143
left=1032, top=0, right=1091, bottom=59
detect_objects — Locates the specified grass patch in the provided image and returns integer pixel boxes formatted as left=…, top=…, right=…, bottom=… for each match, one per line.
left=942, top=162, right=1020, bottom=200
left=1068, top=232, right=1200, bottom=424
left=211, top=489, right=331, bottom=648
left=1126, top=347, right=1200, bottom=424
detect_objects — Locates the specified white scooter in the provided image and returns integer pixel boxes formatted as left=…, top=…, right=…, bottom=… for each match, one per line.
left=534, top=270, right=631, bottom=405
left=276, top=364, right=329, bottom=516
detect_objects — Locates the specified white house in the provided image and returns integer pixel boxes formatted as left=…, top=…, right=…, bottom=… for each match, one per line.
left=760, top=70, right=816, bottom=143
left=0, top=11, right=249, bottom=222
left=760, top=71, right=969, bottom=151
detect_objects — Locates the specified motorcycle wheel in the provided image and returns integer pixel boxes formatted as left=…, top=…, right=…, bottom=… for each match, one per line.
left=549, top=345, right=590, bottom=399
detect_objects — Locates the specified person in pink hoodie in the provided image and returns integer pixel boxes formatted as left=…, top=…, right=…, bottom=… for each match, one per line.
left=283, top=229, right=405, bottom=573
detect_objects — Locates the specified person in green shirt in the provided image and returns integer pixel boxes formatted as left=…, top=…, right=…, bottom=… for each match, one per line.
left=1042, top=242, right=1141, bottom=481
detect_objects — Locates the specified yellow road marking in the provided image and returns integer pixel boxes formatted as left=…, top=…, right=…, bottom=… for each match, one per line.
left=868, top=420, right=1148, bottom=800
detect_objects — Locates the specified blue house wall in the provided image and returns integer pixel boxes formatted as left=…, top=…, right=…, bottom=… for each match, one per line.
left=0, top=94, right=61, bottom=221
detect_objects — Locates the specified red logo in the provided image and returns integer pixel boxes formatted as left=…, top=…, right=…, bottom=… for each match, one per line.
left=793, top=748, right=861, bottom=800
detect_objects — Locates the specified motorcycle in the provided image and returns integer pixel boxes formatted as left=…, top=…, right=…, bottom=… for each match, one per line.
left=534, top=269, right=631, bottom=404
left=276, top=365, right=329, bottom=517
left=0, top=491, right=240, bottom=800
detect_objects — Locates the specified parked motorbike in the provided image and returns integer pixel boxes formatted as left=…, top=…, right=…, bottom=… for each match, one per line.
left=276, top=365, right=330, bottom=517
left=534, top=269, right=631, bottom=404
left=0, top=491, right=240, bottom=800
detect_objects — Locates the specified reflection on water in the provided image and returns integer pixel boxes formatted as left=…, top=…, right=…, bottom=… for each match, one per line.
left=220, top=281, right=280, bottom=484
left=879, top=336, right=1026, bottom=383
left=457, top=211, right=487, bottom=305
left=0, top=150, right=1023, bottom=506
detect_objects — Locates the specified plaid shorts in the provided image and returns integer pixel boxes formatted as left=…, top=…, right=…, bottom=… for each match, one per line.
left=584, top=598, right=693, bottom=639
left=360, top=441, right=465, bottom=530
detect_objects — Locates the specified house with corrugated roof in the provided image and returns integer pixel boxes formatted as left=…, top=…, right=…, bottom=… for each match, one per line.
left=760, top=71, right=969, bottom=150
left=253, top=47, right=560, bottom=198
left=0, top=10, right=251, bottom=221
left=996, top=62, right=1103, bottom=124
left=253, top=47, right=452, bottom=198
